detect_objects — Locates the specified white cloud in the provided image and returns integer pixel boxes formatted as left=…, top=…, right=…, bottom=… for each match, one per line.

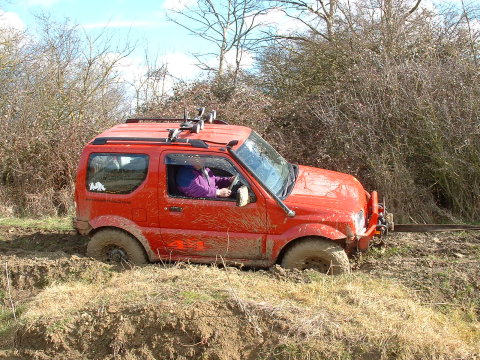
left=0, top=10, right=26, bottom=30
left=420, top=0, right=437, bottom=12
left=106, top=51, right=201, bottom=87
left=163, top=0, right=196, bottom=11
left=27, top=0, right=61, bottom=7
left=222, top=49, right=254, bottom=70
left=470, top=19, right=480, bottom=32
left=82, top=20, right=156, bottom=29
left=161, top=52, right=201, bottom=79
left=113, top=54, right=148, bottom=85
left=111, top=49, right=254, bottom=105
left=112, top=51, right=201, bottom=107
left=258, top=7, right=310, bottom=35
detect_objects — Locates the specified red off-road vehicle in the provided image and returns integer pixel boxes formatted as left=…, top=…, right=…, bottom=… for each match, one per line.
left=74, top=109, right=388, bottom=274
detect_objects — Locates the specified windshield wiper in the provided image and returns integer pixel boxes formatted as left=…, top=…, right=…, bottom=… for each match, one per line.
left=292, top=164, right=299, bottom=180
left=281, top=163, right=297, bottom=198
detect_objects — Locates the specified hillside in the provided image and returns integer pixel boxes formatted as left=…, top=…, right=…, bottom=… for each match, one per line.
left=0, top=219, right=479, bottom=359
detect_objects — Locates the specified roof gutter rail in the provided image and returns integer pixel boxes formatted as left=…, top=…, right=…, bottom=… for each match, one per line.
left=227, top=145, right=295, bottom=217
left=91, top=137, right=208, bottom=148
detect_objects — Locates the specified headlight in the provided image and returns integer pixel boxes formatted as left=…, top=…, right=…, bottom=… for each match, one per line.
left=352, top=210, right=366, bottom=235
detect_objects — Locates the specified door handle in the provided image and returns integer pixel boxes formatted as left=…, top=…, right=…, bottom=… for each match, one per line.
left=169, top=206, right=183, bottom=212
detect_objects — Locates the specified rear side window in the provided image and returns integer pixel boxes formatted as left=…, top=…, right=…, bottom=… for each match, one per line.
left=87, top=153, right=149, bottom=194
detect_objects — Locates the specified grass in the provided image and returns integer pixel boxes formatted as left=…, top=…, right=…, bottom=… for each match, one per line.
left=0, top=216, right=73, bottom=231
left=472, top=244, right=480, bottom=258
left=367, top=245, right=411, bottom=259
left=18, top=264, right=480, bottom=359
left=0, top=304, right=25, bottom=343
left=180, top=290, right=218, bottom=303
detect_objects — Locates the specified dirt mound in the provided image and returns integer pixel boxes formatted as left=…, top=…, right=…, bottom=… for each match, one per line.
left=11, top=300, right=294, bottom=360
left=1, top=255, right=111, bottom=294
left=1, top=226, right=479, bottom=359
left=265, top=264, right=313, bottom=283
left=0, top=227, right=88, bottom=257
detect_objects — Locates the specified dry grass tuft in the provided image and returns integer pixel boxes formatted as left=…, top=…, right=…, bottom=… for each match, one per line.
left=22, top=264, right=480, bottom=359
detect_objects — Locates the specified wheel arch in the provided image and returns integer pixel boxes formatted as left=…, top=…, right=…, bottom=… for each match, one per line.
left=89, top=226, right=151, bottom=260
left=275, top=235, right=346, bottom=265
left=88, top=215, right=158, bottom=262
left=268, top=223, right=347, bottom=264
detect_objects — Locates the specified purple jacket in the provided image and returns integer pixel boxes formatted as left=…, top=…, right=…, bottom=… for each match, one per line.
left=176, top=166, right=231, bottom=198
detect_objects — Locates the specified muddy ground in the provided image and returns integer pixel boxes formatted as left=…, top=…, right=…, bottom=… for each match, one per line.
left=356, top=231, right=480, bottom=316
left=0, top=226, right=479, bottom=359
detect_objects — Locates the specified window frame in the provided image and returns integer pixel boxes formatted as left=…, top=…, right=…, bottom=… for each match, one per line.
left=86, top=152, right=150, bottom=195
left=164, top=152, right=256, bottom=202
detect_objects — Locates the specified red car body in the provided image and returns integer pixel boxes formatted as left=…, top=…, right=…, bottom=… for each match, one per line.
left=74, top=121, right=381, bottom=267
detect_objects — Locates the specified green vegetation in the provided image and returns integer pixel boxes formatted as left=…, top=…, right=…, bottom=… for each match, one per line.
left=0, top=304, right=25, bottom=340
left=366, top=246, right=411, bottom=259
left=472, top=245, right=480, bottom=258
left=0, top=217, right=72, bottom=231
left=180, top=290, right=217, bottom=303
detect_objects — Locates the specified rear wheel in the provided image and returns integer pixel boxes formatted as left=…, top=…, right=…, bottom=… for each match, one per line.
left=281, top=238, right=350, bottom=275
left=87, top=229, right=148, bottom=265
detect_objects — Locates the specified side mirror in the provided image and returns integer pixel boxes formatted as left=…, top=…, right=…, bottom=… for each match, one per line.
left=236, top=185, right=250, bottom=207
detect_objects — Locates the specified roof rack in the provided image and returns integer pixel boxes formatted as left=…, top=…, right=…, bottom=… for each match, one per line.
left=126, top=118, right=185, bottom=123
left=91, top=137, right=208, bottom=148
left=126, top=118, right=228, bottom=125
left=126, top=108, right=228, bottom=126
left=92, top=107, right=234, bottom=148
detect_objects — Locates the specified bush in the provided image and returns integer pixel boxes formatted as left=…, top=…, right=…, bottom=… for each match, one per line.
left=255, top=1, right=480, bottom=222
left=0, top=17, right=129, bottom=216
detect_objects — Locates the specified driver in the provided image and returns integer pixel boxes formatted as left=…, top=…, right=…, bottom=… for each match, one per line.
left=176, top=156, right=234, bottom=198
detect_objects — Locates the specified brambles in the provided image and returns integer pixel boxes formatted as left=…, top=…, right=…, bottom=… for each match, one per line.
left=1, top=0, right=480, bottom=223
left=253, top=0, right=480, bottom=223
left=0, top=16, right=131, bottom=217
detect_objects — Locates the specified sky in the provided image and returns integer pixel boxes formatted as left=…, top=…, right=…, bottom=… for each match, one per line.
left=0, top=0, right=217, bottom=82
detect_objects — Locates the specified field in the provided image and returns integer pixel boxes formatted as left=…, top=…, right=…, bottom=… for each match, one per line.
left=0, top=218, right=479, bottom=359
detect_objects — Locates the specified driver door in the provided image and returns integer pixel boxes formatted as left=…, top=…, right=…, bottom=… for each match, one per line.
left=157, top=151, right=267, bottom=261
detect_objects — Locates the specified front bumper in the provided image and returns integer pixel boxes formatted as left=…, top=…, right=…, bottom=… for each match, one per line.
left=357, top=191, right=381, bottom=251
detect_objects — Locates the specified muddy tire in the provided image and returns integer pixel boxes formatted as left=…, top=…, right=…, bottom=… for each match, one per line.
left=281, top=238, right=350, bottom=275
left=87, top=229, right=148, bottom=265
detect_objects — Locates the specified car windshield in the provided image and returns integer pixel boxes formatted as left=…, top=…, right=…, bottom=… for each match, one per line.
left=234, top=131, right=291, bottom=198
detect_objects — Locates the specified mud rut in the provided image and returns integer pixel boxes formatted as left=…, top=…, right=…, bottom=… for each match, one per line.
left=1, top=226, right=479, bottom=359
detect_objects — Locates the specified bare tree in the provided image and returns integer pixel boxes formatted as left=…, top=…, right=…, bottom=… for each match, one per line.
left=270, top=0, right=424, bottom=47
left=0, top=15, right=134, bottom=216
left=257, top=0, right=480, bottom=222
left=272, top=0, right=339, bottom=41
left=460, top=0, right=479, bottom=65
left=167, top=0, right=269, bottom=83
left=127, top=51, right=171, bottom=112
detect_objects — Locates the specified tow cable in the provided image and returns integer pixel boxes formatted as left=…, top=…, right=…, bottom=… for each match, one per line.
left=393, top=224, right=480, bottom=232
left=375, top=206, right=480, bottom=236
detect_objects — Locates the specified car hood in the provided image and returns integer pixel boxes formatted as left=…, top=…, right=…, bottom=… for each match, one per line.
left=285, top=165, right=367, bottom=212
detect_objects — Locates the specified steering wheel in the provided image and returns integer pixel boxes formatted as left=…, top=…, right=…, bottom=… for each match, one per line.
left=228, top=174, right=240, bottom=190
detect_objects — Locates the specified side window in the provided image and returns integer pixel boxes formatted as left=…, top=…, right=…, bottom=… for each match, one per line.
left=165, top=153, right=254, bottom=201
left=87, top=153, right=149, bottom=194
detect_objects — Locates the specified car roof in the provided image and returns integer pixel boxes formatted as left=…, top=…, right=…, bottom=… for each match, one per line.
left=91, top=122, right=253, bottom=148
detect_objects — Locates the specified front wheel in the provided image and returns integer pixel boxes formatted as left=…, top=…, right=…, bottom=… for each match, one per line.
left=281, top=238, right=350, bottom=275
left=87, top=229, right=148, bottom=265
